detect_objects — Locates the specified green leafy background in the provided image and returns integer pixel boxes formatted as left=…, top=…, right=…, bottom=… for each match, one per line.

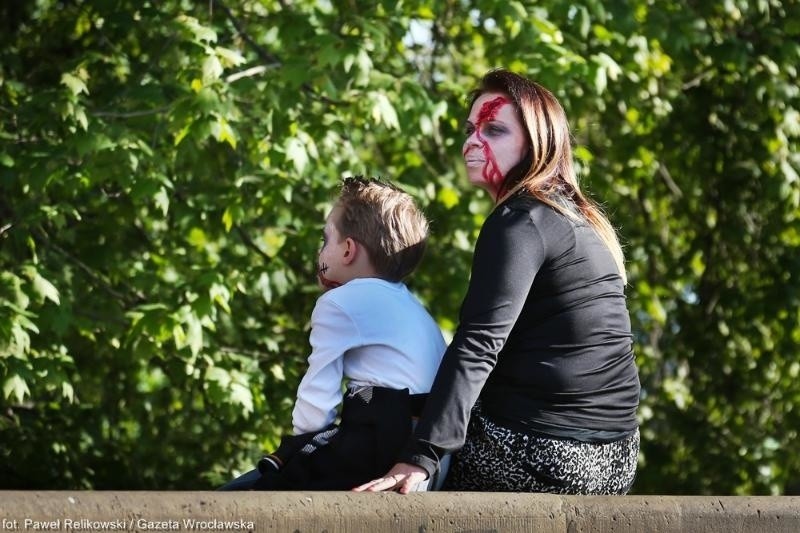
left=1, top=0, right=798, bottom=493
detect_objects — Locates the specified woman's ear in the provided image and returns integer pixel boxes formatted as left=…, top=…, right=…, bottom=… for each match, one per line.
left=342, top=237, right=358, bottom=265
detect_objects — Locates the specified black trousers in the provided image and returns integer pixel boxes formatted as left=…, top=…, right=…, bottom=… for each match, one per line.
left=219, top=386, right=426, bottom=491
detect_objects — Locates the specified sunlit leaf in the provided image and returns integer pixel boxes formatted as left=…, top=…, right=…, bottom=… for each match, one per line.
left=202, top=55, right=223, bottom=84
left=215, top=46, right=245, bottom=68
left=186, top=314, right=203, bottom=357
left=61, top=73, right=88, bottom=96
left=211, top=117, right=237, bottom=149
left=286, top=137, right=308, bottom=174
left=154, top=187, right=170, bottom=216
left=3, top=375, right=30, bottom=403
left=230, top=382, right=254, bottom=416
left=32, top=273, right=60, bottom=305
left=178, top=14, right=217, bottom=43
left=371, top=92, right=399, bottom=130
left=437, top=187, right=459, bottom=209
left=261, top=228, right=287, bottom=258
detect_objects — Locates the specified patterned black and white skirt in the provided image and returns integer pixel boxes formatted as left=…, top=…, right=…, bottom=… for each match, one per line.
left=444, top=409, right=639, bottom=494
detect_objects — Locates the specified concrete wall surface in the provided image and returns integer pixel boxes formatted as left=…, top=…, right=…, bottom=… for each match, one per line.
left=0, top=492, right=798, bottom=533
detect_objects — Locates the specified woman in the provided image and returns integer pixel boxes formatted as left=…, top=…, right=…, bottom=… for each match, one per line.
left=354, top=69, right=640, bottom=494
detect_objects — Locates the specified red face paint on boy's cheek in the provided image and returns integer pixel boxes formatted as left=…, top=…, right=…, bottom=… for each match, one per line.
left=318, top=274, right=342, bottom=290
left=467, top=96, right=509, bottom=199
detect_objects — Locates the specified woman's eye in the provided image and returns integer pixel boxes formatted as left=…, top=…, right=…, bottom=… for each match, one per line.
left=485, top=124, right=505, bottom=136
left=464, top=125, right=474, bottom=136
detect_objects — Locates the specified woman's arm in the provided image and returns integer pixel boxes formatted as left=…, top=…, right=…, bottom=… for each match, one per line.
left=356, top=202, right=546, bottom=490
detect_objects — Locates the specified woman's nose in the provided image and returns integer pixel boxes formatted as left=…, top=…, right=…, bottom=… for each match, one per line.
left=464, top=130, right=482, bottom=149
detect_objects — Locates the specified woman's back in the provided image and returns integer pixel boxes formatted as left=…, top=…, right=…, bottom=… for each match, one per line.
left=479, top=194, right=640, bottom=440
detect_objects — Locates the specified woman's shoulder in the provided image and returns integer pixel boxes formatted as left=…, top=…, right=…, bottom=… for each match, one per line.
left=495, top=192, right=567, bottom=225
left=488, top=192, right=585, bottom=252
left=478, top=194, right=550, bottom=246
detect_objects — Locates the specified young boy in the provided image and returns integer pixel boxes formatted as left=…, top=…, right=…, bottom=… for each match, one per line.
left=221, top=176, right=446, bottom=490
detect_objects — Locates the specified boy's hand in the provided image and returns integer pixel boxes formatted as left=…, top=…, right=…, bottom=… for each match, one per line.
left=352, top=463, right=428, bottom=494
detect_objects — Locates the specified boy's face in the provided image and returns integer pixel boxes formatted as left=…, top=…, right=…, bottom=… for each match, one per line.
left=317, top=207, right=348, bottom=291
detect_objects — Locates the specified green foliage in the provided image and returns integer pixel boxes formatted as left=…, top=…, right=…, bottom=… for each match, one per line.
left=1, top=0, right=797, bottom=493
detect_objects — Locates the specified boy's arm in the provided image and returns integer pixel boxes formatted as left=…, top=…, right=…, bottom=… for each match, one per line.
left=292, top=295, right=360, bottom=435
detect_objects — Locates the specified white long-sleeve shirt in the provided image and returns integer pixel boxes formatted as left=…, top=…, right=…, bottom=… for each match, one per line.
left=292, top=278, right=447, bottom=435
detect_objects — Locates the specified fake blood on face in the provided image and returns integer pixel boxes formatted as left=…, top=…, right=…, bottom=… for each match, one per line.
left=318, top=275, right=342, bottom=290
left=464, top=95, right=510, bottom=199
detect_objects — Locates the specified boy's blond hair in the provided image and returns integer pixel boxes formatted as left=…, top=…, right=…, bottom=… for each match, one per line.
left=334, top=176, right=429, bottom=282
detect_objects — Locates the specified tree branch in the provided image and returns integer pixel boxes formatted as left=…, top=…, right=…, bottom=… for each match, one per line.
left=0, top=194, right=15, bottom=237
left=212, top=0, right=346, bottom=106
left=91, top=105, right=172, bottom=118
left=212, top=0, right=280, bottom=65
left=73, top=307, right=129, bottom=328
left=226, top=64, right=274, bottom=83
left=36, top=227, right=146, bottom=307
left=218, top=345, right=277, bottom=361
left=682, top=69, right=715, bottom=91
left=235, top=224, right=311, bottom=278
left=658, top=162, right=683, bottom=198
left=235, top=225, right=272, bottom=264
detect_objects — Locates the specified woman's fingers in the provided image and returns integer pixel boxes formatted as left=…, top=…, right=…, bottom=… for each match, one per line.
left=352, top=463, right=429, bottom=493
left=397, top=472, right=427, bottom=494
left=352, top=475, right=400, bottom=492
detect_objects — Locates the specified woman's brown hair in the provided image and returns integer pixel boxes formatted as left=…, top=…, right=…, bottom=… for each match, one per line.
left=470, top=69, right=627, bottom=283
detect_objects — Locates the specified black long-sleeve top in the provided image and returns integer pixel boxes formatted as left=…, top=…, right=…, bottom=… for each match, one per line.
left=402, top=193, right=640, bottom=477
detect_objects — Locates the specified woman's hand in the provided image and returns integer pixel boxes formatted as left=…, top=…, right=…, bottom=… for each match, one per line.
left=352, top=462, right=428, bottom=494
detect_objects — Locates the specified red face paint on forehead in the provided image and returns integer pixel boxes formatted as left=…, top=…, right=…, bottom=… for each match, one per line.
left=476, top=95, right=509, bottom=124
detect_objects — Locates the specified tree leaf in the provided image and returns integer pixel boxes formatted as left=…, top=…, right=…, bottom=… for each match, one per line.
left=230, top=382, right=254, bottom=416
left=371, top=92, right=399, bottom=130
left=186, top=314, right=203, bottom=357
left=179, top=15, right=217, bottom=43
left=261, top=228, right=286, bottom=258
left=202, top=55, right=223, bottom=84
left=215, top=46, right=245, bottom=68
left=3, top=375, right=30, bottom=403
left=437, top=187, right=459, bottom=209
left=61, top=73, right=88, bottom=96
left=33, top=273, right=60, bottom=305
left=285, top=137, right=308, bottom=174
left=154, top=186, right=170, bottom=216
left=211, top=116, right=237, bottom=149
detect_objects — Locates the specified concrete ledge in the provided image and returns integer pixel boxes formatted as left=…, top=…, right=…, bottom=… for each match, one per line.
left=1, top=492, right=799, bottom=532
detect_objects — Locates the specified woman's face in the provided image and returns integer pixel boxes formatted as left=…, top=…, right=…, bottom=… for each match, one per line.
left=462, top=92, right=529, bottom=199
